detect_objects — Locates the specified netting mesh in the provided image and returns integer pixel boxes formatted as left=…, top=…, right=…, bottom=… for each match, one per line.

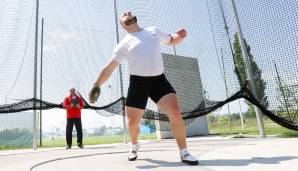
left=233, top=0, right=298, bottom=122
left=0, top=0, right=297, bottom=147
left=206, top=0, right=298, bottom=125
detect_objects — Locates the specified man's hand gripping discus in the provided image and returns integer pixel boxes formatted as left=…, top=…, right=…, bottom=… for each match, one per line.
left=89, top=84, right=101, bottom=103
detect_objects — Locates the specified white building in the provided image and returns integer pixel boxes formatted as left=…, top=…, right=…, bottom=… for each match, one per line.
left=155, top=53, right=209, bottom=139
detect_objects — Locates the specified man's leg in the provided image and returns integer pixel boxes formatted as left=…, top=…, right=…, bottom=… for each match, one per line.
left=126, top=106, right=144, bottom=161
left=157, top=93, right=186, bottom=149
left=66, top=118, right=74, bottom=148
left=74, top=118, right=83, bottom=148
left=157, top=93, right=198, bottom=165
left=126, top=106, right=144, bottom=144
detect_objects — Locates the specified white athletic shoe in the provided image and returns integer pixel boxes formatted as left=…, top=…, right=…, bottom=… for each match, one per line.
left=180, top=149, right=199, bottom=165
left=128, top=143, right=140, bottom=161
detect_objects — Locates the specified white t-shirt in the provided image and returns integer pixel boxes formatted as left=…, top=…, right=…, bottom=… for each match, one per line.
left=111, top=26, right=171, bottom=76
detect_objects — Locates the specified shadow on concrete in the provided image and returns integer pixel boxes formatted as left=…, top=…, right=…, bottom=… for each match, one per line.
left=199, top=156, right=298, bottom=166
left=135, top=158, right=196, bottom=169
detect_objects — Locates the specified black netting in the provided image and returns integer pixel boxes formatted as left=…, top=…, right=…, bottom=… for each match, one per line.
left=0, top=0, right=297, bottom=147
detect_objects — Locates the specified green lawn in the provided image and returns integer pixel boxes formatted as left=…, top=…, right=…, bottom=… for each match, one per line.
left=0, top=133, right=156, bottom=151
left=0, top=146, right=30, bottom=151
left=208, top=118, right=298, bottom=137
left=2, top=118, right=298, bottom=151
left=40, top=133, right=157, bottom=148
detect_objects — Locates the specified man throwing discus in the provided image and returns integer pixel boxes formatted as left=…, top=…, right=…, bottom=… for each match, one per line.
left=89, top=11, right=198, bottom=165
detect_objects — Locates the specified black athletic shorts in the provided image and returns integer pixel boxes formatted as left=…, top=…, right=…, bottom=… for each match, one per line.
left=126, top=73, right=176, bottom=109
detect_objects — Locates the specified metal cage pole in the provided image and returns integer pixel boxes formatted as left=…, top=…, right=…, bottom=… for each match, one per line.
left=33, top=0, right=40, bottom=150
left=39, top=18, right=44, bottom=147
left=113, top=0, right=127, bottom=144
left=230, top=0, right=265, bottom=137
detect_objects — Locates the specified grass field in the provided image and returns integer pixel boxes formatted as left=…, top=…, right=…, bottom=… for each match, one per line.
left=1, top=118, right=298, bottom=151
left=40, top=133, right=157, bottom=148
left=208, top=117, right=298, bottom=138
left=0, top=133, right=156, bottom=151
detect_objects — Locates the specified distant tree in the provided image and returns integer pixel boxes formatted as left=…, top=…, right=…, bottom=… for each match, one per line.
left=207, top=113, right=218, bottom=127
left=231, top=113, right=240, bottom=120
left=95, top=126, right=106, bottom=136
left=233, top=33, right=269, bottom=109
left=276, top=84, right=298, bottom=115
left=244, top=103, right=256, bottom=118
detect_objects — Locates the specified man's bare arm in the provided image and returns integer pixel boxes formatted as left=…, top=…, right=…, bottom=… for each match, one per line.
left=94, top=59, right=119, bottom=86
left=165, top=29, right=187, bottom=46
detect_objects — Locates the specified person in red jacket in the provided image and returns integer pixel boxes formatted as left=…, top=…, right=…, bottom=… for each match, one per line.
left=63, top=87, right=84, bottom=149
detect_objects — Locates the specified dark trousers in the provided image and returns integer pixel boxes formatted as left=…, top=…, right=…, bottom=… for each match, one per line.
left=66, top=118, right=83, bottom=146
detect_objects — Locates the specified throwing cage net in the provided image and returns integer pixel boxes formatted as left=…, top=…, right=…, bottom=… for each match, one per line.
left=0, top=0, right=297, bottom=147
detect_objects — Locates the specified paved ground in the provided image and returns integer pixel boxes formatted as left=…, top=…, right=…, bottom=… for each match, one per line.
left=1, top=136, right=298, bottom=171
